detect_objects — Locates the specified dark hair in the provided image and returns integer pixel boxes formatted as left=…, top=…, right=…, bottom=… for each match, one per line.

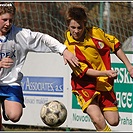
left=0, top=2, right=16, bottom=15
left=66, top=5, right=88, bottom=26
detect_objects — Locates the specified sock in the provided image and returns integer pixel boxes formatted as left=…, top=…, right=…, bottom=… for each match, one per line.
left=103, top=124, right=112, bottom=131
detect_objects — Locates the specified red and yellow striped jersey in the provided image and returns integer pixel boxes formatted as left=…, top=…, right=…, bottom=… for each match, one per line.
left=64, top=27, right=121, bottom=91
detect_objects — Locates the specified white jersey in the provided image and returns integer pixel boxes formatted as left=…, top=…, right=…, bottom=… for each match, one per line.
left=0, top=25, right=66, bottom=86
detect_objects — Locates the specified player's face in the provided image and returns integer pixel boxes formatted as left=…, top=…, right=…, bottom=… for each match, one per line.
left=0, top=13, right=14, bottom=36
left=68, top=19, right=85, bottom=42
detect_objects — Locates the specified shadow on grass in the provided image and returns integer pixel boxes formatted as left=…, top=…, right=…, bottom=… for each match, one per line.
left=3, top=124, right=95, bottom=131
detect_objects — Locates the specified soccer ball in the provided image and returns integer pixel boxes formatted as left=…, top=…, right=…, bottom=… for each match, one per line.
left=40, top=100, right=67, bottom=127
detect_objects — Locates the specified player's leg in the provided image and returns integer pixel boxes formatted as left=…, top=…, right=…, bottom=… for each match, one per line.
left=72, top=89, right=110, bottom=131
left=103, top=110, right=119, bottom=126
left=0, top=113, right=2, bottom=130
left=102, top=90, right=119, bottom=126
left=0, top=101, right=4, bottom=131
left=3, top=100, right=23, bottom=122
left=85, top=98, right=111, bottom=131
left=1, top=85, right=25, bottom=122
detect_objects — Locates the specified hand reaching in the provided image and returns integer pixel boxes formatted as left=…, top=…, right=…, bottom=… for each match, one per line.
left=106, top=70, right=118, bottom=79
left=62, top=49, right=79, bottom=67
left=0, top=57, right=14, bottom=69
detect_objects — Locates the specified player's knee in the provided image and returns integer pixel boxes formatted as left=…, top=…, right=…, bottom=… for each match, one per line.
left=7, top=112, right=22, bottom=122
left=108, top=117, right=119, bottom=126
left=9, top=115, right=21, bottom=122
left=92, top=116, right=105, bottom=126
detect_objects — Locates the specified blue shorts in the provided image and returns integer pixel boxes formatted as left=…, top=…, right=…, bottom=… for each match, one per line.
left=0, top=85, right=25, bottom=108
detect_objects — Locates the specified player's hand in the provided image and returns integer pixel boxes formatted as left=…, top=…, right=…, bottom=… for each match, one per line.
left=106, top=70, right=118, bottom=79
left=0, top=56, right=14, bottom=68
left=62, top=49, right=79, bottom=67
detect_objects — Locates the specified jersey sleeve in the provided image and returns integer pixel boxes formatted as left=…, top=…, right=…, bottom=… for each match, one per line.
left=93, top=27, right=121, bottom=52
left=16, top=28, right=66, bottom=54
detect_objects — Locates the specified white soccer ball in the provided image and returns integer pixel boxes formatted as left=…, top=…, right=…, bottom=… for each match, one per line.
left=40, top=100, right=67, bottom=127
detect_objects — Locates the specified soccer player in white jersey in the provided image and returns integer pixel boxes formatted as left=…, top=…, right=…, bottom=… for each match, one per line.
left=0, top=2, right=79, bottom=130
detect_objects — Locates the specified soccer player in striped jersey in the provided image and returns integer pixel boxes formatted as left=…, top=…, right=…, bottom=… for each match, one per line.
left=64, top=4, right=133, bottom=131
left=0, top=2, right=79, bottom=130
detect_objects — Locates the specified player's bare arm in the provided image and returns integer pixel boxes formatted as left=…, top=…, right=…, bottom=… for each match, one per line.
left=62, top=49, right=79, bottom=67
left=127, top=67, right=133, bottom=78
left=115, top=48, right=133, bottom=78
left=0, top=57, right=13, bottom=68
left=86, top=69, right=118, bottom=78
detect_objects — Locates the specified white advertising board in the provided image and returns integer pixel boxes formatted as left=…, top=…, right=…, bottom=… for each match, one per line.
left=2, top=53, right=133, bottom=132
left=2, top=53, right=72, bottom=128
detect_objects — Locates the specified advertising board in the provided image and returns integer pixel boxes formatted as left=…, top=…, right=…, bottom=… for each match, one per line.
left=2, top=53, right=133, bottom=131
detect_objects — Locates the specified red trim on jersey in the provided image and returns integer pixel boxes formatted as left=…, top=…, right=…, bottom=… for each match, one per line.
left=71, top=46, right=96, bottom=90
left=75, top=45, right=94, bottom=78
left=75, top=46, right=93, bottom=68
left=114, top=42, right=121, bottom=52
left=71, top=73, right=96, bottom=90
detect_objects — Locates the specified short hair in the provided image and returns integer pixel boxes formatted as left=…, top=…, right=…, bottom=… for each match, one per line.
left=66, top=5, right=88, bottom=26
left=0, top=2, right=16, bottom=15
